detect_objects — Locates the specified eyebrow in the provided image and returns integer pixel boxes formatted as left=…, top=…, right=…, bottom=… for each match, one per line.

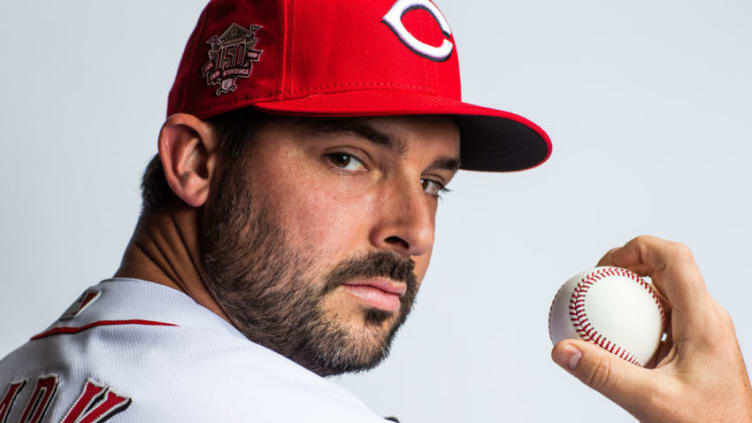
left=429, top=156, right=461, bottom=173
left=300, top=118, right=461, bottom=173
left=302, top=118, right=407, bottom=154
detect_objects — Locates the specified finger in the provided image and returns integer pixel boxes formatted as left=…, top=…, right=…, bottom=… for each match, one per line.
left=552, top=339, right=657, bottom=421
left=607, top=236, right=709, bottom=313
left=598, top=245, right=673, bottom=314
left=596, top=248, right=620, bottom=267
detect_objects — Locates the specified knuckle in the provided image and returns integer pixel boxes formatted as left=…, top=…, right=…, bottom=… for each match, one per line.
left=714, top=305, right=737, bottom=339
left=668, top=242, right=694, bottom=262
left=696, top=304, right=738, bottom=353
left=585, top=359, right=617, bottom=393
left=631, top=234, right=653, bottom=247
left=719, top=306, right=734, bottom=326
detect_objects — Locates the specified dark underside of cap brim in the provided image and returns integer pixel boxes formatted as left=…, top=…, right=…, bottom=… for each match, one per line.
left=453, top=115, right=551, bottom=172
left=250, top=91, right=552, bottom=172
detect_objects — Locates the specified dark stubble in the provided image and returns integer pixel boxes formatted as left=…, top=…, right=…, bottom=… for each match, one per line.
left=199, top=156, right=419, bottom=376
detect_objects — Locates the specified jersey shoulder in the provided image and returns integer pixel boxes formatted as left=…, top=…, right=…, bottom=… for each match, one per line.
left=0, top=279, right=389, bottom=423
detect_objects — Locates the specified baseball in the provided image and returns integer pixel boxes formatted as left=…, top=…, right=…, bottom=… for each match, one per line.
left=548, top=266, right=665, bottom=367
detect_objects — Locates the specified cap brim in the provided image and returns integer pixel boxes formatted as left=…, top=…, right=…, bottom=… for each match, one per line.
left=252, top=90, right=551, bottom=172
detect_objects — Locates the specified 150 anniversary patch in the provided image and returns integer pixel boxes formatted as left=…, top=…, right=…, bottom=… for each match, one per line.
left=201, top=23, right=263, bottom=96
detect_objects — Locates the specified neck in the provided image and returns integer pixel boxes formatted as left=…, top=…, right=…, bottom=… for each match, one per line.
left=114, top=206, right=230, bottom=322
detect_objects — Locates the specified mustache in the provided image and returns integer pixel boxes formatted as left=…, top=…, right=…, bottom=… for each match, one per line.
left=321, top=251, right=417, bottom=296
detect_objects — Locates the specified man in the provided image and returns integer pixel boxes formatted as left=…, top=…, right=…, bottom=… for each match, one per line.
left=1, top=0, right=750, bottom=422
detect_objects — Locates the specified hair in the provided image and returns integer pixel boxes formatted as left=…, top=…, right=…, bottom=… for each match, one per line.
left=139, top=107, right=273, bottom=216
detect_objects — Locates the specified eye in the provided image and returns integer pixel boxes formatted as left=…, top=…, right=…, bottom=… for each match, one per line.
left=421, top=178, right=449, bottom=198
left=326, top=152, right=366, bottom=172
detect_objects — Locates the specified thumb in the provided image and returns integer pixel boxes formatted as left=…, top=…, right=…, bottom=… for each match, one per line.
left=551, top=339, right=655, bottom=418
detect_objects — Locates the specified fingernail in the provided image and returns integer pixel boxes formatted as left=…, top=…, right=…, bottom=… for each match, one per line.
left=555, top=344, right=582, bottom=370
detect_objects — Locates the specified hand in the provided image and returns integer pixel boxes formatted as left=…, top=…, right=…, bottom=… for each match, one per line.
left=551, top=235, right=752, bottom=422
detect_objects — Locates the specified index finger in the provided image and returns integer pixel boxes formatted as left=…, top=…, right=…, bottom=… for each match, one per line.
left=596, top=248, right=620, bottom=268
left=599, top=235, right=710, bottom=315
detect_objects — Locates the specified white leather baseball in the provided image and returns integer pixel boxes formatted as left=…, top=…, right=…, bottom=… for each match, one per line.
left=548, top=266, right=666, bottom=367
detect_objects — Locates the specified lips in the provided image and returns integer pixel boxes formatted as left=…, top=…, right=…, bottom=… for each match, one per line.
left=342, top=278, right=407, bottom=312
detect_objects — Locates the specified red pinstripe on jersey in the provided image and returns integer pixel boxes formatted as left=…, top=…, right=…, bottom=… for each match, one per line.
left=31, top=320, right=178, bottom=341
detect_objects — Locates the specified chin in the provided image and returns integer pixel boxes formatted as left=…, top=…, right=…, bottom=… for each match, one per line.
left=305, top=308, right=402, bottom=377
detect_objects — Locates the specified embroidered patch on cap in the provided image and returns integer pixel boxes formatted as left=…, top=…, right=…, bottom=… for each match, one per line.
left=60, top=289, right=101, bottom=321
left=201, top=23, right=263, bottom=96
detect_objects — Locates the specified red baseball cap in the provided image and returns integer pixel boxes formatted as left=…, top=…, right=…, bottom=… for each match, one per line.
left=168, top=0, right=552, bottom=171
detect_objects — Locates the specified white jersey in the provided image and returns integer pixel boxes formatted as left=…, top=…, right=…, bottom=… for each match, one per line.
left=0, top=278, right=392, bottom=422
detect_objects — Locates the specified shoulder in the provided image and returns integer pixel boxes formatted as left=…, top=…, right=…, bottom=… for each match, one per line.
left=1, top=327, right=387, bottom=422
left=0, top=280, right=388, bottom=422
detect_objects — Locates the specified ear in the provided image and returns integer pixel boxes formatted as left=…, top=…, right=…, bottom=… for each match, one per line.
left=158, top=113, right=219, bottom=208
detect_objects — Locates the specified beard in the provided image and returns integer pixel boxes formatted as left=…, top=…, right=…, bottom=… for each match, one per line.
left=199, top=156, right=419, bottom=376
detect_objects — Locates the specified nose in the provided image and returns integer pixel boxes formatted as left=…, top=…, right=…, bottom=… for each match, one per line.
left=369, top=179, right=435, bottom=258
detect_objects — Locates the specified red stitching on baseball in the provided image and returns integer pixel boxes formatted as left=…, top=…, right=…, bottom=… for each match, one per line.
left=567, top=267, right=665, bottom=367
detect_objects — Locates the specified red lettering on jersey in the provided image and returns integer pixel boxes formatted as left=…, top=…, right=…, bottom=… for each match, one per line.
left=60, top=379, right=131, bottom=423
left=0, top=380, right=26, bottom=423
left=60, top=289, right=101, bottom=320
left=17, top=375, right=58, bottom=423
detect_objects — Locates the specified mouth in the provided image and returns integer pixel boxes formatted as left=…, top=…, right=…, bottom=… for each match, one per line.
left=342, top=277, right=407, bottom=312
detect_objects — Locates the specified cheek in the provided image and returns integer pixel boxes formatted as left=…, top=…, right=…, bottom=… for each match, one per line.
left=289, top=187, right=365, bottom=250
left=254, top=159, right=378, bottom=264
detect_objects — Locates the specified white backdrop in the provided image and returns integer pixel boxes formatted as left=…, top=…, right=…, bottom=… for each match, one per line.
left=1, top=1, right=750, bottom=422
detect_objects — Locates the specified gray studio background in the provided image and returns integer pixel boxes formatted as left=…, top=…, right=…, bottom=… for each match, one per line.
left=1, top=1, right=750, bottom=422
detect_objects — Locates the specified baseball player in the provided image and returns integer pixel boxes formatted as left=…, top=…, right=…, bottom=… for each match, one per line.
left=1, top=0, right=750, bottom=422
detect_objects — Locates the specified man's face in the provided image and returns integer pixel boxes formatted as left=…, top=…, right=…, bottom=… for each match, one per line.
left=200, top=115, right=460, bottom=376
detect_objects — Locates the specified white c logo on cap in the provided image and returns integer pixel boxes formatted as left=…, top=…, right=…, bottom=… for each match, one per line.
left=382, top=0, right=454, bottom=62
